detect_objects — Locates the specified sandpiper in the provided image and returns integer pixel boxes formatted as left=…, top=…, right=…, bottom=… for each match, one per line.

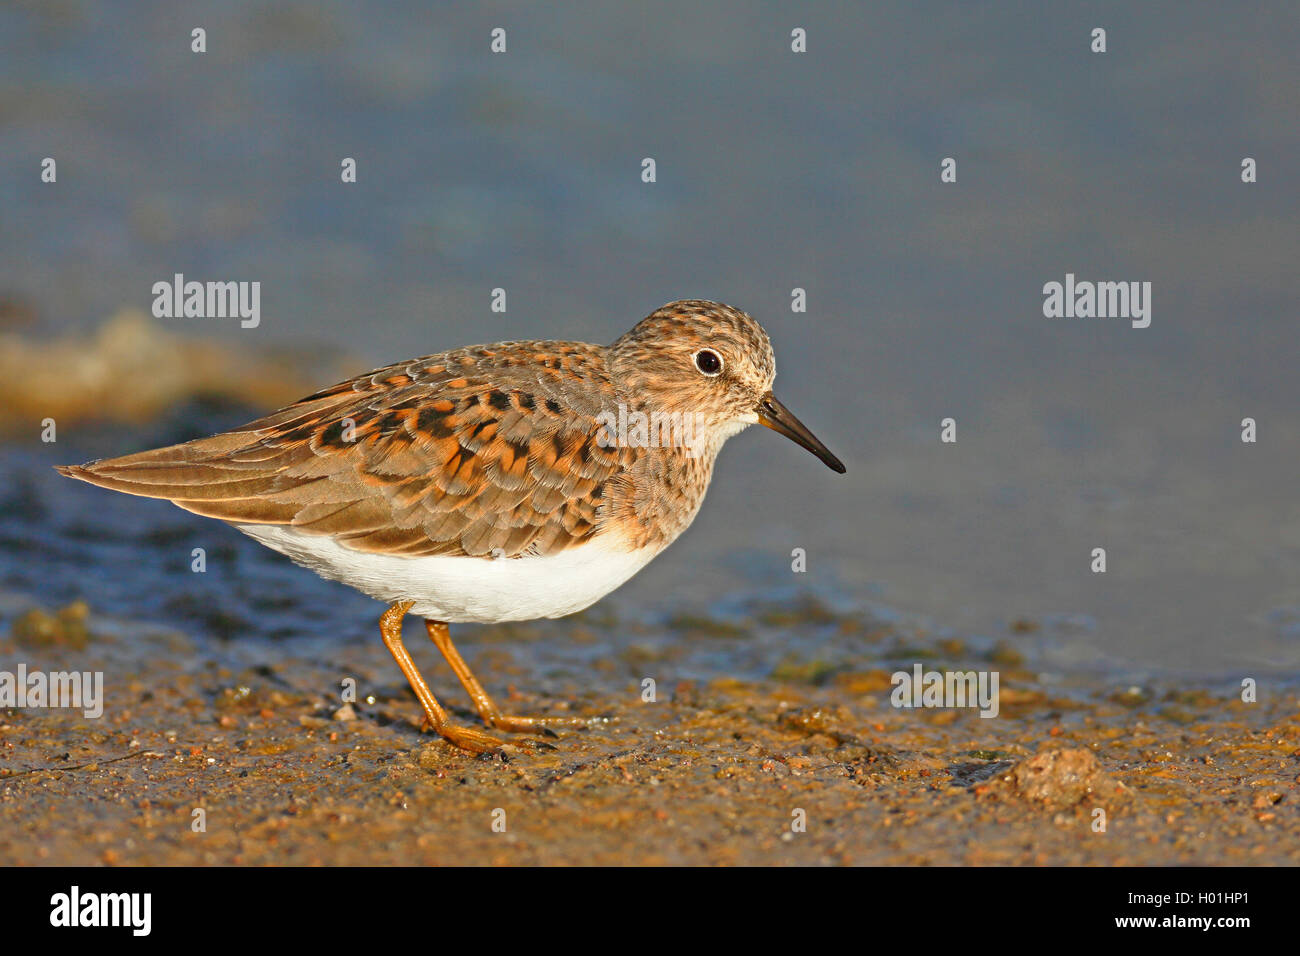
left=58, top=300, right=845, bottom=752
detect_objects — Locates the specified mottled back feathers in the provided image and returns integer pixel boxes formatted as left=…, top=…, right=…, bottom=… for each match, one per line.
left=58, top=301, right=783, bottom=560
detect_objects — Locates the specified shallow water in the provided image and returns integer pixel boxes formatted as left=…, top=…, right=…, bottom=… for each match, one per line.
left=1, top=1, right=1298, bottom=679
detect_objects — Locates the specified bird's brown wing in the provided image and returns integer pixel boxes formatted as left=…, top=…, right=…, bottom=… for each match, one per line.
left=57, top=341, right=637, bottom=558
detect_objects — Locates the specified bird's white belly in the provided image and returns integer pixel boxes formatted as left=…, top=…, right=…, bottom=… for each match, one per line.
left=234, top=524, right=661, bottom=623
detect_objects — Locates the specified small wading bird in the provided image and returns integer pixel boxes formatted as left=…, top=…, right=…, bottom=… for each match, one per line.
left=59, top=300, right=845, bottom=752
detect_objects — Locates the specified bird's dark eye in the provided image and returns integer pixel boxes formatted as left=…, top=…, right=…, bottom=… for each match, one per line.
left=694, top=349, right=723, bottom=376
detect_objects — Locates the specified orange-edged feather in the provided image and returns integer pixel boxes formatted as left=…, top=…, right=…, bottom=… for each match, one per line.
left=57, top=341, right=637, bottom=559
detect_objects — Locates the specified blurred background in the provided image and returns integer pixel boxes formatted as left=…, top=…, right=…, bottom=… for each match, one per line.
left=1, top=1, right=1297, bottom=676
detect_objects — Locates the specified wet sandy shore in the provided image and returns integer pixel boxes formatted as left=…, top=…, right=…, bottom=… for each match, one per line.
left=2, top=599, right=1295, bottom=866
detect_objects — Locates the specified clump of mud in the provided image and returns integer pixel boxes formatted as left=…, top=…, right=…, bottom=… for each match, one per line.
left=974, top=747, right=1128, bottom=811
left=10, top=601, right=92, bottom=649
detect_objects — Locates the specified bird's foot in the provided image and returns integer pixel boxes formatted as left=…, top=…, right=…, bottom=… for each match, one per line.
left=485, top=712, right=611, bottom=734
left=419, top=717, right=507, bottom=754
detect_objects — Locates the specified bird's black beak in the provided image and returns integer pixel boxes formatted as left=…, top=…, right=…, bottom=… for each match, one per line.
left=757, top=392, right=846, bottom=473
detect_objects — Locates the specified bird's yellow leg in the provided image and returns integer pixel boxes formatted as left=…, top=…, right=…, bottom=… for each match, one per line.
left=425, top=619, right=593, bottom=734
left=378, top=602, right=505, bottom=754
